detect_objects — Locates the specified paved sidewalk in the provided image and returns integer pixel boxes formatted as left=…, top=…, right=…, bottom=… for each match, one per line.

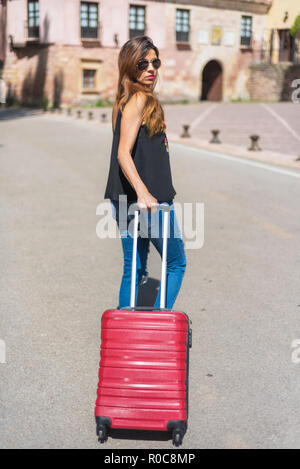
left=167, top=132, right=300, bottom=170
left=42, top=103, right=300, bottom=171
left=1, top=103, right=300, bottom=170
left=163, top=102, right=300, bottom=159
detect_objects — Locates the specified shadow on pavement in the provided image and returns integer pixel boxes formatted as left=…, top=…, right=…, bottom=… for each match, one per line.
left=104, top=428, right=171, bottom=444
left=0, top=106, right=44, bottom=121
left=137, top=277, right=160, bottom=307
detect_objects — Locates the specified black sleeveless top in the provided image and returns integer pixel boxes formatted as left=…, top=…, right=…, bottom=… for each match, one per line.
left=104, top=108, right=176, bottom=202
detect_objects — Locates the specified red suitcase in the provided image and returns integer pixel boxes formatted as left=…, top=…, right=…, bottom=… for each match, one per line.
left=95, top=203, right=192, bottom=446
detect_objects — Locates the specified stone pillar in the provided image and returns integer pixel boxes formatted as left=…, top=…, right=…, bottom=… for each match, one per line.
left=273, top=29, right=280, bottom=64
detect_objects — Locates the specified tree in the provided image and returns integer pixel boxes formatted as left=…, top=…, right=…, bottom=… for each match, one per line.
left=290, top=14, right=300, bottom=39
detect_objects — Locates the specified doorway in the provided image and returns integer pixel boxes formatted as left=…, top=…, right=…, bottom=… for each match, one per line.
left=201, top=60, right=223, bottom=101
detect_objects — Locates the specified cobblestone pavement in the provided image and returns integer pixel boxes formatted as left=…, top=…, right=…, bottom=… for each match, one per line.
left=11, top=101, right=298, bottom=168
left=2, top=102, right=299, bottom=159
left=163, top=102, right=300, bottom=158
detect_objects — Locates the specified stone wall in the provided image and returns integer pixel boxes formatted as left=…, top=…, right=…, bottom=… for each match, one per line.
left=3, top=43, right=120, bottom=107
left=249, top=63, right=300, bottom=101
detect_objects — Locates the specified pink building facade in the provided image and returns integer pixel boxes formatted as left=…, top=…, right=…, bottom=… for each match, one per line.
left=0, top=0, right=272, bottom=106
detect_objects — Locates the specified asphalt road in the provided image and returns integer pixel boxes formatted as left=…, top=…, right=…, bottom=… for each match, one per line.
left=0, top=109, right=300, bottom=449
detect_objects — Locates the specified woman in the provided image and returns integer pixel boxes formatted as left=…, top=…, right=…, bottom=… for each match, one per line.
left=104, top=36, right=186, bottom=309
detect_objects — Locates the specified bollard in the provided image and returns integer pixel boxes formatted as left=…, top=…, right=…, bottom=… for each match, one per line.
left=67, top=108, right=72, bottom=116
left=210, top=129, right=221, bottom=144
left=181, top=124, right=190, bottom=138
left=77, top=110, right=82, bottom=119
left=248, top=135, right=261, bottom=151
left=101, top=113, right=107, bottom=123
left=88, top=111, right=93, bottom=120
left=58, top=107, right=62, bottom=114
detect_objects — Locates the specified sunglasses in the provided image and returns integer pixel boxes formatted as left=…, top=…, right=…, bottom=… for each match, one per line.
left=136, top=58, right=161, bottom=72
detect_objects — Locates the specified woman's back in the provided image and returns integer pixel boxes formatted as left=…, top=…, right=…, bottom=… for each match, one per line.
left=104, top=107, right=176, bottom=202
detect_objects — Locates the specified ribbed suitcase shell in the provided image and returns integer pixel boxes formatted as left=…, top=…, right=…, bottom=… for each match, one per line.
left=95, top=308, right=190, bottom=432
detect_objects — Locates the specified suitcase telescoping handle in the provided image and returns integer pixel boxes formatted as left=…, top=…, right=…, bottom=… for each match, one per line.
left=129, top=202, right=171, bottom=309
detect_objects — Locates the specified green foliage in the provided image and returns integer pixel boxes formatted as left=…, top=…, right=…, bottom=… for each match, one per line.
left=95, top=98, right=111, bottom=107
left=160, top=98, right=191, bottom=105
left=42, top=97, right=49, bottom=110
left=230, top=96, right=244, bottom=103
left=79, top=98, right=112, bottom=108
left=290, top=14, right=300, bottom=37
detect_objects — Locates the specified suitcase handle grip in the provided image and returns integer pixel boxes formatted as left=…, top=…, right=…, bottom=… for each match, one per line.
left=128, top=202, right=170, bottom=309
left=128, top=202, right=171, bottom=213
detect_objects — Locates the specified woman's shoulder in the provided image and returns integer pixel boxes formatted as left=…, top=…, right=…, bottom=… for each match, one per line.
left=133, top=91, right=147, bottom=107
left=117, top=93, right=147, bottom=128
left=122, top=92, right=147, bottom=117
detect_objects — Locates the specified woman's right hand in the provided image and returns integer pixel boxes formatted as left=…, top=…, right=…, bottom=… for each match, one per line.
left=137, top=190, right=158, bottom=214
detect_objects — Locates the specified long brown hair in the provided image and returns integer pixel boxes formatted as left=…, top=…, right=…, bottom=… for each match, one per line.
left=115, top=36, right=166, bottom=138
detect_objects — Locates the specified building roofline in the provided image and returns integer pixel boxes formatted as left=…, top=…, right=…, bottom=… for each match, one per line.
left=148, top=0, right=272, bottom=15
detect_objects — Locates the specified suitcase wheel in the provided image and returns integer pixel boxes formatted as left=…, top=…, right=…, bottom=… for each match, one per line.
left=172, top=429, right=183, bottom=447
left=96, top=417, right=111, bottom=444
left=97, top=424, right=108, bottom=444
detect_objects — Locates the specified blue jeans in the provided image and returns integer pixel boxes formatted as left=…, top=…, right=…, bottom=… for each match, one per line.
left=111, top=199, right=187, bottom=309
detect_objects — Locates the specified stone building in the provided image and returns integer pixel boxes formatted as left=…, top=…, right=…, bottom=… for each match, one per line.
left=266, top=0, right=300, bottom=64
left=248, top=0, right=300, bottom=101
left=0, top=0, right=272, bottom=106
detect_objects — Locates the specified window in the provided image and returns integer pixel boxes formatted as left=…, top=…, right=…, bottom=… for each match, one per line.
left=28, top=0, right=39, bottom=38
left=83, top=69, right=96, bottom=89
left=81, top=2, right=99, bottom=39
left=176, top=9, right=190, bottom=42
left=278, top=29, right=295, bottom=62
left=241, top=15, right=252, bottom=47
left=80, top=59, right=101, bottom=93
left=129, top=5, right=145, bottom=39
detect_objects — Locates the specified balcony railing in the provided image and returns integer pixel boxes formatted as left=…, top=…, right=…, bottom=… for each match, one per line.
left=81, top=24, right=100, bottom=40
left=28, top=25, right=39, bottom=39
left=240, top=35, right=252, bottom=47
left=176, top=30, right=189, bottom=43
left=24, top=20, right=39, bottom=41
left=129, top=28, right=145, bottom=40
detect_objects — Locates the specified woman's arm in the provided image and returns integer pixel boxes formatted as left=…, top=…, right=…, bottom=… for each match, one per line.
left=112, top=102, right=118, bottom=133
left=117, top=92, right=157, bottom=212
